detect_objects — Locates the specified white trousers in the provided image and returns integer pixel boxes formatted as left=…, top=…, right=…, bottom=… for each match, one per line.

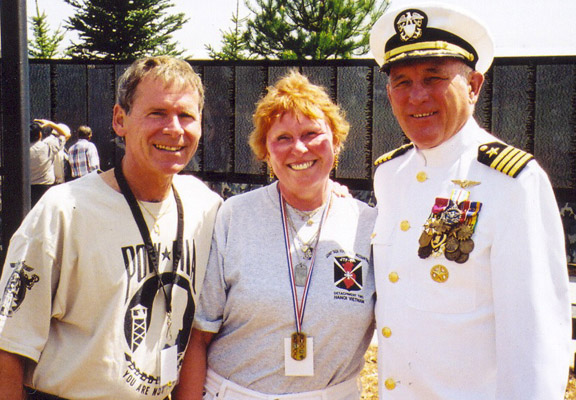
left=204, top=368, right=361, bottom=400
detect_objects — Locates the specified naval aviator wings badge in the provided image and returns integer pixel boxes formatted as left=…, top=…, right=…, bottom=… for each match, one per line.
left=418, top=188, right=482, bottom=264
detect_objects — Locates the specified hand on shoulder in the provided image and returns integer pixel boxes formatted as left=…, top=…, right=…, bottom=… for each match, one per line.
left=330, top=179, right=352, bottom=198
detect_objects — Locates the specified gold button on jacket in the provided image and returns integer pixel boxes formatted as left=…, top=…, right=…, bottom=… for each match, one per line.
left=416, top=171, right=428, bottom=182
left=400, top=220, right=410, bottom=231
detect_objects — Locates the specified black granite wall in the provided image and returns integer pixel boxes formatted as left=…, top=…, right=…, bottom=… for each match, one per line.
left=6, top=57, right=576, bottom=264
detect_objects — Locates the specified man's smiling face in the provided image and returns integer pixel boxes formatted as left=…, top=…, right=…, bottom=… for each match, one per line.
left=113, top=75, right=202, bottom=181
left=386, top=58, right=483, bottom=149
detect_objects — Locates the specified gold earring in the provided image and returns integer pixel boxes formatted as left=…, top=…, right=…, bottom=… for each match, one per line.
left=268, top=163, right=275, bottom=180
left=333, top=153, right=339, bottom=170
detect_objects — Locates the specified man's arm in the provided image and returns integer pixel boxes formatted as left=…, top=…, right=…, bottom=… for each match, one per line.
left=172, top=329, right=214, bottom=400
left=34, top=119, right=71, bottom=140
left=0, top=350, right=25, bottom=400
left=492, top=166, right=571, bottom=399
left=88, top=144, right=100, bottom=172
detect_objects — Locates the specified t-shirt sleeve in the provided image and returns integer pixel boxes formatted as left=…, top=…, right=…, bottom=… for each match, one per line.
left=0, top=197, right=63, bottom=362
left=193, top=207, right=229, bottom=334
left=45, top=134, right=66, bottom=157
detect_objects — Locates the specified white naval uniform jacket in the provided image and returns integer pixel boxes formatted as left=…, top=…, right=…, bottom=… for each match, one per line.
left=372, top=118, right=571, bottom=399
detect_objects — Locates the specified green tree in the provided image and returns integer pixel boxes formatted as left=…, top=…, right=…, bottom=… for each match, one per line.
left=206, top=0, right=253, bottom=60
left=64, top=0, right=188, bottom=60
left=29, top=0, right=65, bottom=59
left=242, top=0, right=389, bottom=59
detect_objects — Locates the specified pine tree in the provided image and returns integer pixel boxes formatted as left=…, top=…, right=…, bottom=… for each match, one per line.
left=29, top=0, right=65, bottom=59
left=205, top=0, right=253, bottom=60
left=242, top=0, right=389, bottom=60
left=64, top=0, right=188, bottom=60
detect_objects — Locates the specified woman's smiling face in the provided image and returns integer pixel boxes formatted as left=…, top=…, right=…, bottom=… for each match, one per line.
left=266, top=111, right=337, bottom=204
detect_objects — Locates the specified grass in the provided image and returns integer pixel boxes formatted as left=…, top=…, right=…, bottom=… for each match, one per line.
left=359, top=345, right=576, bottom=399
left=566, top=370, right=576, bottom=400
left=360, top=345, right=378, bottom=399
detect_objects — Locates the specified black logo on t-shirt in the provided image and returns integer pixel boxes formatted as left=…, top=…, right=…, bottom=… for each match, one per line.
left=334, top=256, right=362, bottom=291
left=0, top=261, right=39, bottom=317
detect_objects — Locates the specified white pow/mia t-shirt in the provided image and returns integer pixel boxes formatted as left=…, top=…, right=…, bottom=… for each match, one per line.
left=0, top=171, right=221, bottom=400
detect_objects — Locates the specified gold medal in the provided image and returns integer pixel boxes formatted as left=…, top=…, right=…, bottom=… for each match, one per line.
left=455, top=252, right=469, bottom=264
left=418, top=230, right=432, bottom=247
left=445, top=235, right=459, bottom=252
left=431, top=233, right=447, bottom=250
left=418, top=244, right=433, bottom=259
left=291, top=332, right=307, bottom=360
left=430, top=219, right=449, bottom=233
left=430, top=265, right=449, bottom=283
left=459, top=239, right=475, bottom=254
left=455, top=224, right=474, bottom=240
left=444, top=248, right=461, bottom=261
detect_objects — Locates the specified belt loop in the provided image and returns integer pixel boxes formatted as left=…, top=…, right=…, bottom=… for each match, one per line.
left=216, top=376, right=229, bottom=399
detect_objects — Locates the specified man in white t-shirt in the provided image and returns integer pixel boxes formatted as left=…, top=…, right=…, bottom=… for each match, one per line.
left=29, top=119, right=71, bottom=205
left=0, top=56, right=221, bottom=400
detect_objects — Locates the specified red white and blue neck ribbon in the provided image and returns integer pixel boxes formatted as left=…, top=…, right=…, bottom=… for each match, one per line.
left=279, top=190, right=331, bottom=334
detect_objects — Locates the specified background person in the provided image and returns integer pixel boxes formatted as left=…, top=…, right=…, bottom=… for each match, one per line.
left=29, top=118, right=71, bottom=205
left=53, top=146, right=69, bottom=184
left=68, top=125, right=100, bottom=179
left=174, top=71, right=376, bottom=400
left=0, top=56, right=222, bottom=400
left=369, top=3, right=571, bottom=399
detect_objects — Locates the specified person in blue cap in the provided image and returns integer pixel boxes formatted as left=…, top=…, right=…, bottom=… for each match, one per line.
left=370, top=3, right=571, bottom=399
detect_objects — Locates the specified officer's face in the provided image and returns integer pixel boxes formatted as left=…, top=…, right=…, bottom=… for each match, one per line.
left=387, top=58, right=483, bottom=149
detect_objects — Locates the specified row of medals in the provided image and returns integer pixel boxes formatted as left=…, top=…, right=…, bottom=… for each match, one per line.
left=418, top=217, right=475, bottom=264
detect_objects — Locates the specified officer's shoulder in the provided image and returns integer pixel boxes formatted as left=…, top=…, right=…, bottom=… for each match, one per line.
left=477, top=141, right=534, bottom=178
left=374, top=143, right=414, bottom=166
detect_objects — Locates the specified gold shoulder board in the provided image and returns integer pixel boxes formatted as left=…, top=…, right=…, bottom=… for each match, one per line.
left=477, top=141, right=534, bottom=178
left=374, top=143, right=414, bottom=166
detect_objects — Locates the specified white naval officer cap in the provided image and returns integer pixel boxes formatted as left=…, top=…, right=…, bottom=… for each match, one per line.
left=370, top=2, right=494, bottom=74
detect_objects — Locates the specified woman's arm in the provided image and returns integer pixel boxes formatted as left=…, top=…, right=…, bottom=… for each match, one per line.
left=172, top=329, right=215, bottom=400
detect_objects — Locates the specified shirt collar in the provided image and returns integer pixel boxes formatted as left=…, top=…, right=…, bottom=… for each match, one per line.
left=416, top=118, right=480, bottom=167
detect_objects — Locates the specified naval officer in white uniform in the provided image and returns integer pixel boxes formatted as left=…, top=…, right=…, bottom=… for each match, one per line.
left=369, top=3, right=571, bottom=399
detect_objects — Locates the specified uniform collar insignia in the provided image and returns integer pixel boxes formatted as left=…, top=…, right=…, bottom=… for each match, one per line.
left=395, top=9, right=427, bottom=42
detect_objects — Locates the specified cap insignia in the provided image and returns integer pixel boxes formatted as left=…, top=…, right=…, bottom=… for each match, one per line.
left=395, top=9, right=427, bottom=42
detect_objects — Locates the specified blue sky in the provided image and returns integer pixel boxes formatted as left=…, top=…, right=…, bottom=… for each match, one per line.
left=28, top=0, right=576, bottom=59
